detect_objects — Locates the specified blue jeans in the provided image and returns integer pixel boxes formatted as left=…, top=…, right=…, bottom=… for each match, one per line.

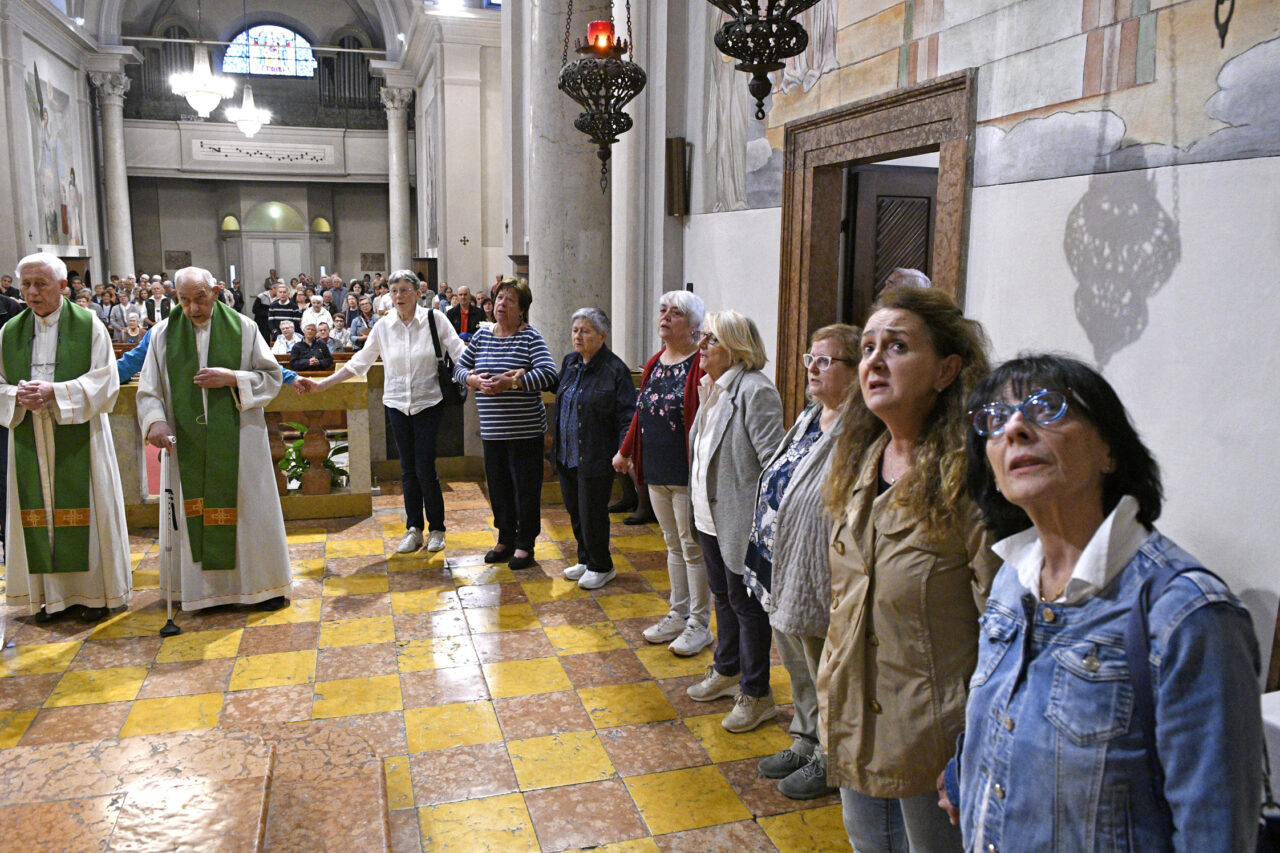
left=840, top=788, right=961, bottom=853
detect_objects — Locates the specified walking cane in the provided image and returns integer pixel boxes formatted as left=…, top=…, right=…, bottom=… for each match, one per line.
left=159, top=436, right=181, bottom=637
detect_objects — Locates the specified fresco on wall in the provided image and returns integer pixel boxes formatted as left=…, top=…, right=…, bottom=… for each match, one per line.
left=780, top=0, right=838, bottom=94
left=25, top=62, right=84, bottom=247
left=423, top=96, right=439, bottom=251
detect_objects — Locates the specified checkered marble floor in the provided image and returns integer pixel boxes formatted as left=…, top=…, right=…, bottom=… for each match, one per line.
left=0, top=478, right=851, bottom=852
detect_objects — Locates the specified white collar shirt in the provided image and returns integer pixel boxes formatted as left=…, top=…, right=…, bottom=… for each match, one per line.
left=343, top=306, right=465, bottom=416
left=689, top=364, right=743, bottom=537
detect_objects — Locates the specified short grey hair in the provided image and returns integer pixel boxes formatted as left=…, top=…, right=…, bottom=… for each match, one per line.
left=571, top=307, right=610, bottom=337
left=387, top=269, right=417, bottom=287
left=886, top=268, right=931, bottom=289
left=280, top=320, right=295, bottom=332
left=175, top=267, right=216, bottom=291
left=16, top=252, right=67, bottom=283
left=658, top=290, right=705, bottom=334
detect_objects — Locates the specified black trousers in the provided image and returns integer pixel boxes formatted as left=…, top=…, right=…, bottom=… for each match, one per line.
left=556, top=463, right=614, bottom=572
left=700, top=531, right=772, bottom=698
left=386, top=403, right=446, bottom=533
left=483, top=436, right=544, bottom=552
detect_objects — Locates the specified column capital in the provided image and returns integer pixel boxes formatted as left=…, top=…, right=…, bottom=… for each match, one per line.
left=89, top=71, right=131, bottom=104
left=380, top=86, right=414, bottom=113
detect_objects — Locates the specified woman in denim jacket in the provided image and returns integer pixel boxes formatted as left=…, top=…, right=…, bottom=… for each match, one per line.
left=947, top=354, right=1261, bottom=852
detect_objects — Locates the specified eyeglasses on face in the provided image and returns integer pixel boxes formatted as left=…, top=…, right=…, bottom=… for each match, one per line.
left=802, top=353, right=855, bottom=371
left=968, top=389, right=1071, bottom=437
left=699, top=331, right=719, bottom=346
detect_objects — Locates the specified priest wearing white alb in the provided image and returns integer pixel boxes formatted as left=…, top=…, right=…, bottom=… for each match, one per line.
left=136, top=267, right=291, bottom=610
left=0, top=253, right=130, bottom=621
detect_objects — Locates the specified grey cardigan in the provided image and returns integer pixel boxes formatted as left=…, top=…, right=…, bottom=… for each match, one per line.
left=755, top=403, right=842, bottom=638
left=688, top=367, right=785, bottom=574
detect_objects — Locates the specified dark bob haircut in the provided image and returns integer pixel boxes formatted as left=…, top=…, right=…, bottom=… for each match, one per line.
left=965, top=353, right=1163, bottom=540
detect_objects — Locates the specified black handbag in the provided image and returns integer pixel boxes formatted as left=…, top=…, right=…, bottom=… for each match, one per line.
left=428, top=309, right=467, bottom=404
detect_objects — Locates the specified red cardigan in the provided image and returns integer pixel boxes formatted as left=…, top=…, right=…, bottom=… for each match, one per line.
left=618, top=348, right=704, bottom=486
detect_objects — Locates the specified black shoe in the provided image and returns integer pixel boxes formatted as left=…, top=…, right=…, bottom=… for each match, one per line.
left=624, top=512, right=656, bottom=526
left=484, top=547, right=510, bottom=564
left=258, top=596, right=288, bottom=611
left=507, top=552, right=535, bottom=570
left=34, top=607, right=53, bottom=623
left=80, top=606, right=108, bottom=622
left=607, top=499, right=637, bottom=514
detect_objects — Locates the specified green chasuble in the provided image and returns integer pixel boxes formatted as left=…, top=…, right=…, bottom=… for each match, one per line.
left=0, top=299, right=94, bottom=573
left=166, top=302, right=242, bottom=570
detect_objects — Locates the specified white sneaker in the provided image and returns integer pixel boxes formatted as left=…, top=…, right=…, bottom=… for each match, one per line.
left=578, top=569, right=616, bottom=590
left=425, top=530, right=446, bottom=552
left=397, top=527, right=423, bottom=554
left=687, top=666, right=739, bottom=702
left=669, top=621, right=714, bottom=656
left=643, top=611, right=686, bottom=644
left=722, top=692, right=777, bottom=732
left=563, top=563, right=588, bottom=581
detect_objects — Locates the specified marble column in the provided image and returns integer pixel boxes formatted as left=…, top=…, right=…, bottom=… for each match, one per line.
left=528, top=0, right=613, bottom=361
left=382, top=86, right=414, bottom=272
left=89, top=72, right=135, bottom=279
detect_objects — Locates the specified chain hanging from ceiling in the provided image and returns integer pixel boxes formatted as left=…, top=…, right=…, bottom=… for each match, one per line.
left=706, top=0, right=823, bottom=120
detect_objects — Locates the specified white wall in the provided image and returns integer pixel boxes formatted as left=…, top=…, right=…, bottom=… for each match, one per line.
left=333, top=183, right=390, bottom=278
left=966, top=155, right=1280, bottom=663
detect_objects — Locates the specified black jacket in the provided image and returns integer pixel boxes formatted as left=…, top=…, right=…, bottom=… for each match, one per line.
left=0, top=293, right=24, bottom=329
left=554, top=346, right=637, bottom=478
left=290, top=338, right=334, bottom=371
left=446, top=304, right=485, bottom=336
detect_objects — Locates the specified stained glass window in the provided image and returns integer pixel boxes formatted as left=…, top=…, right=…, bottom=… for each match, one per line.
left=222, top=25, right=318, bottom=78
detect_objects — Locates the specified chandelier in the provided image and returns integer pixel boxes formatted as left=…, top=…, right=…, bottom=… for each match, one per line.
left=169, top=0, right=234, bottom=117
left=707, top=0, right=823, bottom=119
left=558, top=1, right=646, bottom=190
left=225, top=84, right=271, bottom=137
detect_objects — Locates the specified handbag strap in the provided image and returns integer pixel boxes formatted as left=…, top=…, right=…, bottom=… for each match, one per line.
left=426, top=308, right=450, bottom=368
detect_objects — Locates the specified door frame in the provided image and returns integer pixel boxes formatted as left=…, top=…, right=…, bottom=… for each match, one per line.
left=776, top=69, right=976, bottom=421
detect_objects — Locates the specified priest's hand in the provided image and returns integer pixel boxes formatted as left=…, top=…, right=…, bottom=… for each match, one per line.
left=16, top=380, right=54, bottom=411
left=193, top=367, right=237, bottom=388
left=147, top=421, right=177, bottom=449
left=293, top=377, right=319, bottom=394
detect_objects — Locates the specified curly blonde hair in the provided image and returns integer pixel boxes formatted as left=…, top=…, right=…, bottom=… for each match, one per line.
left=823, top=286, right=991, bottom=535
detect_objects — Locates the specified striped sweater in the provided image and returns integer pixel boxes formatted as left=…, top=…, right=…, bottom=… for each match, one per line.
left=454, top=325, right=559, bottom=440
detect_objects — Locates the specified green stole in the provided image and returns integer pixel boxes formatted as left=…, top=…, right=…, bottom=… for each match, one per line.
left=166, top=301, right=242, bottom=570
left=1, top=299, right=94, bottom=574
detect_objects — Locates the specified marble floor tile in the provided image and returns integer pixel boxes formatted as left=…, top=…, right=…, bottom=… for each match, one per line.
left=136, top=658, right=236, bottom=699
left=120, top=692, right=223, bottom=737
left=507, top=730, right=615, bottom=790
left=393, top=610, right=470, bottom=640
left=112, top=775, right=270, bottom=851
left=653, top=819, right=780, bottom=852
left=523, top=778, right=648, bottom=852
left=301, top=711, right=409, bottom=758
left=325, top=537, right=387, bottom=559
left=0, top=795, right=122, bottom=851
left=18, top=702, right=132, bottom=746
left=323, top=573, right=391, bottom=596
left=449, top=562, right=519, bottom=588
left=470, top=629, right=556, bottom=663
left=312, top=673, right=403, bottom=719
left=400, top=664, right=490, bottom=708
left=657, top=675, right=739, bottom=720
left=634, top=646, right=716, bottom=681
left=386, top=568, right=454, bottom=593
left=559, top=649, right=650, bottom=690
left=683, top=713, right=793, bottom=763
left=44, top=665, right=148, bottom=707
left=417, top=792, right=539, bottom=853
left=465, top=603, right=541, bottom=634
left=316, top=642, right=399, bottom=681
left=318, top=615, right=397, bottom=648
left=405, top=701, right=502, bottom=753
left=265, top=775, right=390, bottom=851
left=580, top=682, right=679, bottom=729
left=597, top=721, right=712, bottom=778
left=408, top=742, right=519, bottom=806
left=324, top=554, right=387, bottom=577
left=482, top=656, right=572, bottom=699
left=518, top=577, right=590, bottom=605
left=388, top=587, right=461, bottom=615
left=389, top=807, right=422, bottom=853
left=384, top=755, right=414, bottom=810
left=396, top=636, right=479, bottom=672
left=0, top=640, right=83, bottom=677
left=321, top=591, right=395, bottom=621
left=544, top=622, right=630, bottom=654
left=243, top=596, right=322, bottom=627
left=237, top=622, right=320, bottom=656
left=66, top=637, right=161, bottom=671
left=492, top=691, right=594, bottom=741
left=532, top=597, right=612, bottom=627
left=0, top=673, right=61, bottom=711
left=218, top=683, right=314, bottom=727
left=457, top=582, right=531, bottom=609
left=227, top=650, right=317, bottom=692
left=0, top=710, right=38, bottom=748
left=717, top=757, right=842, bottom=817
left=757, top=803, right=848, bottom=852
left=625, top=766, right=752, bottom=836
left=155, top=628, right=244, bottom=663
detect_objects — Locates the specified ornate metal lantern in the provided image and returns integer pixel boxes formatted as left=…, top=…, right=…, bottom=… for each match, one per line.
left=558, top=1, right=646, bottom=190
left=706, top=0, right=823, bottom=119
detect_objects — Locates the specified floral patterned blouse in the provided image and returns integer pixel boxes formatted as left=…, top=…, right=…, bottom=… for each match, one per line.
left=635, top=355, right=694, bottom=486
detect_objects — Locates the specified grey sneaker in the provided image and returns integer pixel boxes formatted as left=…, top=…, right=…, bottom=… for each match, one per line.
left=668, top=621, right=713, bottom=656
left=759, top=746, right=813, bottom=780
left=687, top=666, right=739, bottom=702
left=577, top=569, right=616, bottom=590
left=721, top=692, right=777, bottom=733
left=562, top=563, right=588, bottom=581
left=396, top=527, right=423, bottom=554
left=643, top=611, right=686, bottom=644
left=425, top=530, right=446, bottom=552
left=777, top=753, right=837, bottom=800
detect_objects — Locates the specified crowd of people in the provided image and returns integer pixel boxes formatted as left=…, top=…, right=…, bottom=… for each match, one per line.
left=0, top=254, right=1267, bottom=852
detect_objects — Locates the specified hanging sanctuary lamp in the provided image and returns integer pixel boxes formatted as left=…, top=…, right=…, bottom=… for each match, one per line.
left=706, top=0, right=823, bottom=120
left=169, top=0, right=235, bottom=117
left=224, top=0, right=272, bottom=137
left=558, top=0, right=647, bottom=190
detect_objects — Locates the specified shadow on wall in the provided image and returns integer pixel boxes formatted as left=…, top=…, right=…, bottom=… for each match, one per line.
left=1062, top=149, right=1181, bottom=369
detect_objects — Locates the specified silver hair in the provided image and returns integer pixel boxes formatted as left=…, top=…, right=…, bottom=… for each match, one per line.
left=280, top=320, right=295, bottom=331
left=174, top=266, right=216, bottom=290
left=16, top=252, right=67, bottom=283
left=387, top=269, right=418, bottom=287
left=571, top=307, right=610, bottom=337
left=658, top=290, right=705, bottom=334
left=888, top=268, right=932, bottom=289
left=310, top=294, right=323, bottom=304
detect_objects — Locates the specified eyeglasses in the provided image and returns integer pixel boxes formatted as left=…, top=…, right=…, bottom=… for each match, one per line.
left=968, top=389, right=1071, bottom=437
left=802, top=353, right=855, bottom=371
left=699, top=331, right=719, bottom=346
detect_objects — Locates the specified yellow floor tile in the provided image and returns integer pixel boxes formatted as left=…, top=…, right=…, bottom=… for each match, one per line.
left=313, top=673, right=402, bottom=718
left=245, top=596, right=323, bottom=626
left=228, top=650, right=317, bottom=692
left=443, top=530, right=502, bottom=548
left=323, top=574, right=390, bottom=596
left=579, top=681, right=678, bottom=728
left=613, top=534, right=668, bottom=553
left=390, top=587, right=460, bottom=614
left=45, top=665, right=149, bottom=707
left=325, top=537, right=386, bottom=558
left=155, top=629, right=243, bottom=664
left=417, top=793, right=539, bottom=853
left=519, top=577, right=590, bottom=604
left=130, top=552, right=147, bottom=569
left=405, top=702, right=503, bottom=753
left=543, top=524, right=575, bottom=541
left=466, top=604, right=540, bottom=634
left=596, top=593, right=672, bottom=621
left=397, top=637, right=478, bottom=672
left=543, top=623, right=629, bottom=656
left=384, top=755, right=414, bottom=810
left=286, top=530, right=328, bottom=544
left=0, top=641, right=82, bottom=677
left=120, top=693, right=223, bottom=737
left=610, top=554, right=635, bottom=573
left=131, top=570, right=160, bottom=590
left=639, top=570, right=670, bottom=591
left=771, top=664, right=793, bottom=706
left=530, top=542, right=563, bottom=560
left=633, top=645, right=715, bottom=680
left=90, top=609, right=170, bottom=639
left=450, top=563, right=518, bottom=587
left=624, top=766, right=752, bottom=836
left=293, top=557, right=326, bottom=579
left=386, top=550, right=447, bottom=571
left=0, top=710, right=39, bottom=748
left=318, top=616, right=397, bottom=648
left=758, top=803, right=849, bottom=852
left=563, top=841, right=661, bottom=853
left=507, top=730, right=615, bottom=790
left=683, top=712, right=793, bottom=763
left=482, top=657, right=571, bottom=699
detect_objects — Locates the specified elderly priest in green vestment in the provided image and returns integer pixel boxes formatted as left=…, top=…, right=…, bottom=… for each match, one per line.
left=0, top=253, right=130, bottom=621
left=136, top=267, right=291, bottom=611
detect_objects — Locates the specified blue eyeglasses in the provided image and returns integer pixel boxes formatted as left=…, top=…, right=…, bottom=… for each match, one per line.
left=968, top=389, right=1071, bottom=437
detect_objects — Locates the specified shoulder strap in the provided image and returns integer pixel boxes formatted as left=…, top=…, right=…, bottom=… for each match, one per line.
left=426, top=308, right=444, bottom=362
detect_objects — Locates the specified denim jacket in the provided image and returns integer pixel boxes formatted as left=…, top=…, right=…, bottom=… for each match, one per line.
left=959, top=532, right=1261, bottom=853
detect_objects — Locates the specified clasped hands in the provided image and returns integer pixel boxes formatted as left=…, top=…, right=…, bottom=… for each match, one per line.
left=467, top=369, right=520, bottom=395
left=15, top=380, right=54, bottom=411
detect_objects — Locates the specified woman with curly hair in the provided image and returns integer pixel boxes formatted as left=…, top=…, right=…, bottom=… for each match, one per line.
left=817, top=285, right=1000, bottom=853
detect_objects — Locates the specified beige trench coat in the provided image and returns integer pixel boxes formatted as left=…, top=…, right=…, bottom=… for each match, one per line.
left=816, top=434, right=1000, bottom=797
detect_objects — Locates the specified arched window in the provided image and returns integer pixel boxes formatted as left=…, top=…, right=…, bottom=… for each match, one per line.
left=220, top=215, right=241, bottom=231
left=222, top=25, right=317, bottom=78
left=243, top=202, right=306, bottom=232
